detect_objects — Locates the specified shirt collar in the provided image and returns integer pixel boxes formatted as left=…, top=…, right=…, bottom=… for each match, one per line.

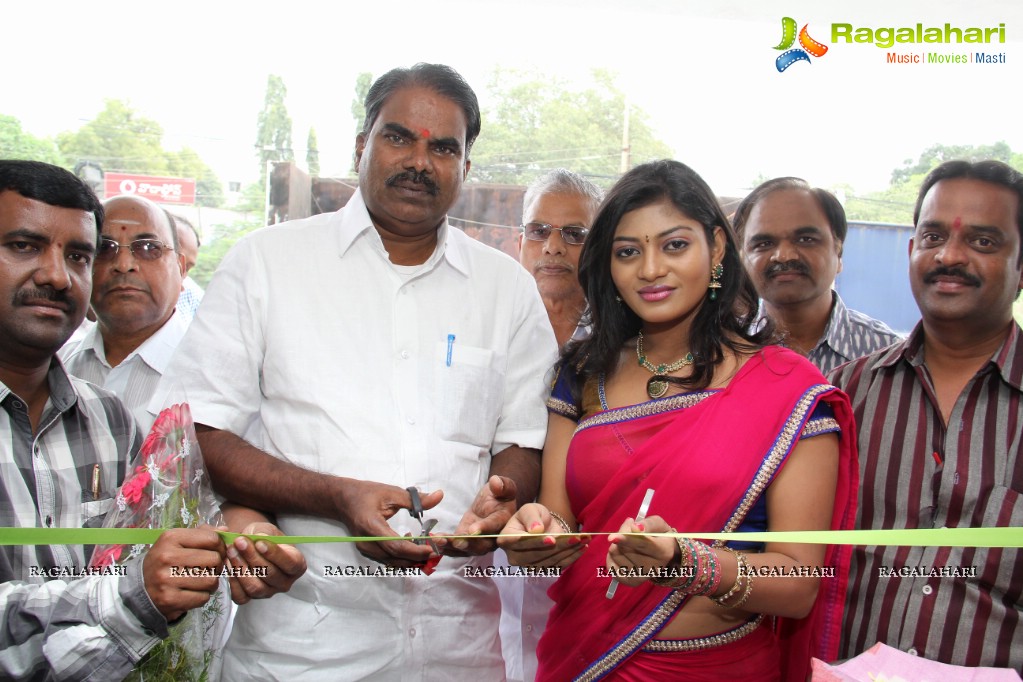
left=878, top=320, right=1023, bottom=392
left=335, top=188, right=469, bottom=278
left=83, top=311, right=189, bottom=374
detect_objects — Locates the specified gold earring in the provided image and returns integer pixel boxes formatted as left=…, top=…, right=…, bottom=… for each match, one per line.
left=708, top=263, right=724, bottom=301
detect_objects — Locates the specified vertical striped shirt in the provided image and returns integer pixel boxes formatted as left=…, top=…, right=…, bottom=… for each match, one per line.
left=829, top=321, right=1023, bottom=669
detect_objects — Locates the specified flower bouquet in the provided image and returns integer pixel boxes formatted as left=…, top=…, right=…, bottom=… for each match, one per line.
left=90, top=402, right=227, bottom=682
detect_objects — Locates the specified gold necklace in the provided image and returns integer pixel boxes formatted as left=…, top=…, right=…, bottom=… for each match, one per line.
left=636, top=331, right=693, bottom=398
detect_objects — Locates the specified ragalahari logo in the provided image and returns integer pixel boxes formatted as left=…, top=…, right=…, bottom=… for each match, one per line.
left=774, top=17, right=828, bottom=72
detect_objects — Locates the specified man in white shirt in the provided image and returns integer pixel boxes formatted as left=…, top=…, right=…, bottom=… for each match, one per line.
left=62, top=195, right=187, bottom=433
left=160, top=63, right=558, bottom=680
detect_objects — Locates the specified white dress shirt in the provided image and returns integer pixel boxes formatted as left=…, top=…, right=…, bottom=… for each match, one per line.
left=61, top=311, right=190, bottom=433
left=159, top=189, right=558, bottom=681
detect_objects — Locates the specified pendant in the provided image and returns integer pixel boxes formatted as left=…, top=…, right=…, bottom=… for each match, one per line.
left=647, top=376, right=669, bottom=399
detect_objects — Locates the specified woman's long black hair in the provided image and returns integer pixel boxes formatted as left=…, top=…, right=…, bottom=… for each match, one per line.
left=562, top=159, right=773, bottom=391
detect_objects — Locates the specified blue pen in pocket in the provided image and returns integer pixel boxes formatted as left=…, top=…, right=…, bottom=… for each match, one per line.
left=446, top=334, right=455, bottom=367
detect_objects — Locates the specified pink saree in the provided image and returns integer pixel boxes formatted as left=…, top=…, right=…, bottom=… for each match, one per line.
left=536, top=347, right=858, bottom=681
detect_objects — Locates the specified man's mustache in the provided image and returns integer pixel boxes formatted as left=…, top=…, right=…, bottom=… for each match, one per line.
left=923, top=266, right=981, bottom=287
left=765, top=260, right=810, bottom=277
left=14, top=287, right=76, bottom=311
left=386, top=170, right=439, bottom=196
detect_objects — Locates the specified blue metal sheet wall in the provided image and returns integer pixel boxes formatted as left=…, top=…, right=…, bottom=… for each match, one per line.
left=834, top=222, right=918, bottom=335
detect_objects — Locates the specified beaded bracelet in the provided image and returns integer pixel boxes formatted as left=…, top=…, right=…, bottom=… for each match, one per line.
left=548, top=510, right=574, bottom=534
left=649, top=531, right=696, bottom=590
left=689, top=545, right=723, bottom=597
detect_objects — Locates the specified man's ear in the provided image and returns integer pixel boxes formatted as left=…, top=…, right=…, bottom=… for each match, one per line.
left=463, top=157, right=471, bottom=180
left=354, top=134, right=366, bottom=173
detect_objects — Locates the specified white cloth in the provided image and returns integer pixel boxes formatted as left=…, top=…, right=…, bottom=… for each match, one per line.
left=176, top=275, right=204, bottom=321
left=159, top=189, right=558, bottom=681
left=60, top=311, right=190, bottom=433
left=495, top=550, right=554, bottom=682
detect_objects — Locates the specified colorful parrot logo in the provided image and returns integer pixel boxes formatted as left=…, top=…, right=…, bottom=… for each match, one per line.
left=774, top=17, right=828, bottom=72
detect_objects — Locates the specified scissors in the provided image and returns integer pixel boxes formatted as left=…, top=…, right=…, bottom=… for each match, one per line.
left=406, top=487, right=441, bottom=554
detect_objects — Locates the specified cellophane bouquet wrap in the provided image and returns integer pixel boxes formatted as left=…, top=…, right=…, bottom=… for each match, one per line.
left=89, top=402, right=227, bottom=682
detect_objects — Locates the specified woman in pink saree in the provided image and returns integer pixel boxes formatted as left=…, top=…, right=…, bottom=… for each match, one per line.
left=499, top=161, right=857, bottom=681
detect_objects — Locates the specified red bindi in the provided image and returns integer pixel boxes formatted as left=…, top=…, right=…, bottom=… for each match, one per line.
left=951, top=216, right=963, bottom=232
left=419, top=128, right=431, bottom=139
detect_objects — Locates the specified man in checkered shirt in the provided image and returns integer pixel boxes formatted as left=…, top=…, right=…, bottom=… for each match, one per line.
left=0, top=160, right=229, bottom=680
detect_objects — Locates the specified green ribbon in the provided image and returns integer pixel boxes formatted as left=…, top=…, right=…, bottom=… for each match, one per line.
left=1, top=526, right=1021, bottom=547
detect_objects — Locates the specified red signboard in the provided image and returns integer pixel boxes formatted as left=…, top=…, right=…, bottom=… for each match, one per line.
left=104, top=172, right=196, bottom=205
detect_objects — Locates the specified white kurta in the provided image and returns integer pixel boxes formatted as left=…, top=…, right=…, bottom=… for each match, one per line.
left=159, top=189, right=557, bottom=680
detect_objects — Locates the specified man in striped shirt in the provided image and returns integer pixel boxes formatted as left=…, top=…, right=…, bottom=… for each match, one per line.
left=734, top=177, right=901, bottom=374
left=0, top=161, right=227, bottom=680
left=831, top=159, right=1023, bottom=669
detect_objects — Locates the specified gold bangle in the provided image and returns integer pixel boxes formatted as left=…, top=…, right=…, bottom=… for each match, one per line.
left=548, top=510, right=574, bottom=534
left=710, top=546, right=747, bottom=607
left=731, top=566, right=755, bottom=608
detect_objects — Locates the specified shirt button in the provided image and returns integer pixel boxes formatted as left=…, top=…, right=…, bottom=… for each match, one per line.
left=11, top=400, right=22, bottom=409
left=922, top=584, right=933, bottom=595
left=526, top=624, right=533, bottom=632
left=907, top=647, right=918, bottom=656
left=409, top=628, right=416, bottom=638
left=400, top=350, right=410, bottom=359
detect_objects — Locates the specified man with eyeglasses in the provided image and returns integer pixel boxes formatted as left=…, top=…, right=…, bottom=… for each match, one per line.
left=516, top=169, right=602, bottom=348
left=61, top=194, right=187, bottom=433
left=61, top=192, right=308, bottom=611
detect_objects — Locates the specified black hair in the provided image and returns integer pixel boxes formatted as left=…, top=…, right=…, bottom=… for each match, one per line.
left=0, top=160, right=104, bottom=244
left=732, top=177, right=847, bottom=252
left=914, top=159, right=1023, bottom=265
left=563, top=160, right=771, bottom=391
left=361, top=63, right=481, bottom=155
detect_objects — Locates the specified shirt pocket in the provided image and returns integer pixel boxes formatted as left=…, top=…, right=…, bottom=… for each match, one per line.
left=433, top=342, right=504, bottom=449
left=80, top=495, right=116, bottom=528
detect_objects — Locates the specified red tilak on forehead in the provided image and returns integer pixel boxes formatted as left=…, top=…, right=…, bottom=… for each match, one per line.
left=419, top=128, right=431, bottom=139
left=952, top=216, right=963, bottom=231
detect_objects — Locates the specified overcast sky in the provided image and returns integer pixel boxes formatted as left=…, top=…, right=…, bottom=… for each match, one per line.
left=3, top=0, right=1020, bottom=204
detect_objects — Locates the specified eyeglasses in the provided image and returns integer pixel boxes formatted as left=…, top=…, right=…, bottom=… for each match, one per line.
left=96, top=238, right=172, bottom=262
left=521, top=222, right=589, bottom=245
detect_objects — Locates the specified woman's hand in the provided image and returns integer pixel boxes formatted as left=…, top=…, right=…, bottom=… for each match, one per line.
left=605, top=515, right=677, bottom=587
left=498, top=503, right=589, bottom=568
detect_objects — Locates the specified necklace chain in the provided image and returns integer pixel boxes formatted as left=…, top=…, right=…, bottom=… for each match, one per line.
left=636, top=331, right=693, bottom=374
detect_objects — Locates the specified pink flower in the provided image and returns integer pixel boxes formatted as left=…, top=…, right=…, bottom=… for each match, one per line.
left=141, top=403, right=191, bottom=459
left=91, top=544, right=123, bottom=568
left=121, top=466, right=152, bottom=506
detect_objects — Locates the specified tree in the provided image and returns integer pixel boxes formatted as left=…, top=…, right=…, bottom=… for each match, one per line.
left=350, top=71, right=373, bottom=173
left=470, top=68, right=673, bottom=186
left=0, top=115, right=65, bottom=165
left=844, top=142, right=1023, bottom=224
left=255, top=75, right=293, bottom=180
left=306, top=127, right=320, bottom=176
left=57, top=99, right=168, bottom=174
left=166, top=147, right=224, bottom=208
left=54, top=100, right=224, bottom=208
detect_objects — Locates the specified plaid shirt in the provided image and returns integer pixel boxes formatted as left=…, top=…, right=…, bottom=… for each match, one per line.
left=831, top=322, right=1023, bottom=669
left=759, top=292, right=903, bottom=375
left=0, top=360, right=166, bottom=680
